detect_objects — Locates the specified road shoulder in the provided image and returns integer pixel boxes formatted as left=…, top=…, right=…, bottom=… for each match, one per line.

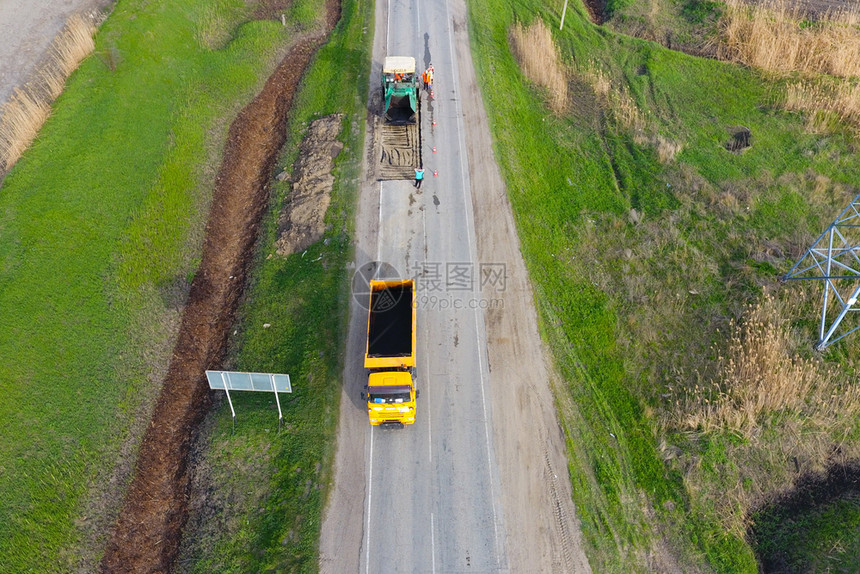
left=449, top=0, right=593, bottom=571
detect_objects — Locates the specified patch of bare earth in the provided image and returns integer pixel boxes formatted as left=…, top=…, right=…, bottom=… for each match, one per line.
left=99, top=1, right=341, bottom=572
left=276, top=113, right=344, bottom=256
left=582, top=0, right=607, bottom=24
left=253, top=0, right=293, bottom=21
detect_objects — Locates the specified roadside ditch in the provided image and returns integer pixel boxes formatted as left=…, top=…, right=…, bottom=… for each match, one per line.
left=99, top=0, right=341, bottom=571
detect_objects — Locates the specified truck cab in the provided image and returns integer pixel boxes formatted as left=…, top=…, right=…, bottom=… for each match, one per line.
left=363, top=371, right=417, bottom=427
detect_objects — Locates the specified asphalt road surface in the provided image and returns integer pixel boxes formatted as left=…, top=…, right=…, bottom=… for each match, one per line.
left=361, top=0, right=505, bottom=570
left=320, top=0, right=591, bottom=572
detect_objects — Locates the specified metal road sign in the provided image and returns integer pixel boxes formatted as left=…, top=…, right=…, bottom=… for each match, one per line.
left=206, top=370, right=292, bottom=393
left=205, top=370, right=292, bottom=432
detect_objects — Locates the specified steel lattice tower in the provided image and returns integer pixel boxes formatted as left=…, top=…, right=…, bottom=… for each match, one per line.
left=785, top=192, right=860, bottom=350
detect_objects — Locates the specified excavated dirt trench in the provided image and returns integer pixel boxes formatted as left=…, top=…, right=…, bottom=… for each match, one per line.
left=99, top=1, right=340, bottom=572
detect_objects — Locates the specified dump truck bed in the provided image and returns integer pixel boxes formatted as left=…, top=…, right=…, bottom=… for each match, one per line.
left=365, top=279, right=416, bottom=369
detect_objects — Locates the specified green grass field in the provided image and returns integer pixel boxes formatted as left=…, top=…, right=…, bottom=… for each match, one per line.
left=467, top=0, right=860, bottom=571
left=0, top=1, right=315, bottom=570
left=174, top=0, right=373, bottom=570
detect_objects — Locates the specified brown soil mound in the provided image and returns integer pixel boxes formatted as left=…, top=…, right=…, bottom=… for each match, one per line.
left=99, top=2, right=341, bottom=572
left=582, top=0, right=606, bottom=24
left=275, top=113, right=343, bottom=257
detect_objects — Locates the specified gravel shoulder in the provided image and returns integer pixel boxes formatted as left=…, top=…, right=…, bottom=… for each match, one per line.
left=447, top=0, right=592, bottom=570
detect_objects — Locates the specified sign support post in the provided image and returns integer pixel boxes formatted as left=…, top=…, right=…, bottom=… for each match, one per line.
left=220, top=371, right=237, bottom=433
left=271, top=373, right=283, bottom=432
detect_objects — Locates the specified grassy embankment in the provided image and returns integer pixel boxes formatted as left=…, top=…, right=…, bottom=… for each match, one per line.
left=0, top=1, right=313, bottom=571
left=175, top=0, right=372, bottom=570
left=470, top=0, right=860, bottom=571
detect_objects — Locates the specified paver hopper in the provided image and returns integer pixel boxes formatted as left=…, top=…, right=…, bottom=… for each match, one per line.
left=382, top=56, right=418, bottom=125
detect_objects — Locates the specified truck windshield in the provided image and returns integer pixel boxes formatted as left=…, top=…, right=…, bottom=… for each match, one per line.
left=368, top=386, right=412, bottom=404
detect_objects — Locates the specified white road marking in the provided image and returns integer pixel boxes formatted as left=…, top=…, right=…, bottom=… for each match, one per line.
left=422, top=188, right=432, bottom=464
left=431, top=512, right=437, bottom=574
left=377, top=181, right=384, bottom=262
left=444, top=0, right=502, bottom=566
left=364, top=425, right=374, bottom=574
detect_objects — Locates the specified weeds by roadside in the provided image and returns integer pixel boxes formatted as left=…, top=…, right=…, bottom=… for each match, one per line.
left=511, top=23, right=685, bottom=167
left=53, top=14, right=98, bottom=80
left=509, top=19, right=569, bottom=113
left=674, top=293, right=860, bottom=437
left=663, top=290, right=860, bottom=539
left=0, top=89, right=51, bottom=170
left=782, top=79, right=860, bottom=135
left=715, top=0, right=860, bottom=78
left=577, top=60, right=685, bottom=162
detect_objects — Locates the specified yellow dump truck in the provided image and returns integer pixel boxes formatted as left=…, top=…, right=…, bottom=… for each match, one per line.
left=360, top=279, right=418, bottom=428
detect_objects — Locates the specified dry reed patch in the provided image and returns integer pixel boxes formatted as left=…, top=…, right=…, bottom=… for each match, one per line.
left=675, top=293, right=860, bottom=438
left=666, top=290, right=860, bottom=536
left=0, top=89, right=52, bottom=171
left=509, top=18, right=569, bottom=113
left=613, top=87, right=647, bottom=135
left=783, top=80, right=860, bottom=135
left=655, top=135, right=683, bottom=163
left=0, top=14, right=97, bottom=170
left=579, top=62, right=646, bottom=132
left=716, top=0, right=860, bottom=78
left=579, top=63, right=611, bottom=99
left=53, top=14, right=97, bottom=82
